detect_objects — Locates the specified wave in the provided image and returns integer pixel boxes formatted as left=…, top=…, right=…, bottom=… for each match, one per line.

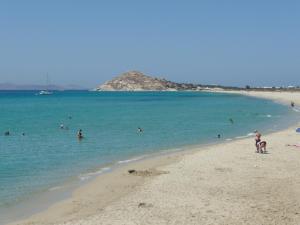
left=78, top=167, right=111, bottom=181
left=78, top=156, right=147, bottom=181
left=225, top=132, right=256, bottom=141
left=235, top=135, right=249, bottom=139
left=292, top=107, right=300, bottom=112
left=117, top=156, right=145, bottom=164
left=48, top=186, right=63, bottom=191
left=261, top=114, right=272, bottom=118
left=257, top=114, right=273, bottom=118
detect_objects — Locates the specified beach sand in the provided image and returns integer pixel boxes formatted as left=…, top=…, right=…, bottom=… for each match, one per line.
left=10, top=91, right=300, bottom=225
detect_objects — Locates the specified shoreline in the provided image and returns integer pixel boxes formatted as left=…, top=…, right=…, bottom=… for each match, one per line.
left=3, top=135, right=247, bottom=224
left=8, top=91, right=300, bottom=225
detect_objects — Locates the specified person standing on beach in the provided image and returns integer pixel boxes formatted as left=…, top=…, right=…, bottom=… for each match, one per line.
left=254, top=130, right=261, bottom=152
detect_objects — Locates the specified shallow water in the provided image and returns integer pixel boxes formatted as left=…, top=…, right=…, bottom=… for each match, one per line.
left=0, top=91, right=297, bottom=221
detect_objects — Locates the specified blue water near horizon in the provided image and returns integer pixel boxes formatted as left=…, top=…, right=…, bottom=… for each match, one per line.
left=0, top=91, right=298, bottom=222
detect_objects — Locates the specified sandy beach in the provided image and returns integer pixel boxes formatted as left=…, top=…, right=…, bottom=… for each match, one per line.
left=10, top=91, right=300, bottom=225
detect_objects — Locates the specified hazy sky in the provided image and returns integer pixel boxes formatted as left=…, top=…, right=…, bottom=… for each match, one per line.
left=0, top=0, right=299, bottom=88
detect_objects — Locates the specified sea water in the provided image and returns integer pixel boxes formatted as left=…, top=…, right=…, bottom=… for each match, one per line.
left=0, top=91, right=298, bottom=223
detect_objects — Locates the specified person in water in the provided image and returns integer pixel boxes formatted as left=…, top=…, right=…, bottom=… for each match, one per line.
left=217, top=134, right=221, bottom=139
left=254, top=130, right=261, bottom=153
left=77, top=129, right=83, bottom=139
left=137, top=127, right=143, bottom=133
left=291, top=101, right=295, bottom=107
left=4, top=131, right=10, bottom=136
left=229, top=118, right=234, bottom=124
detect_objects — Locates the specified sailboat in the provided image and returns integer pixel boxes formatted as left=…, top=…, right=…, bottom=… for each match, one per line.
left=39, top=74, right=53, bottom=95
left=39, top=90, right=52, bottom=95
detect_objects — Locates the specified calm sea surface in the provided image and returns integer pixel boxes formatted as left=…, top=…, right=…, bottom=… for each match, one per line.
left=0, top=91, right=298, bottom=222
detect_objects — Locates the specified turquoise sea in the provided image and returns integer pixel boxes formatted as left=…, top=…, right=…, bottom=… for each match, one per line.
left=0, top=91, right=298, bottom=223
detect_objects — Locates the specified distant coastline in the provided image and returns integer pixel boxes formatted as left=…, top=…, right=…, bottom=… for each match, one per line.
left=95, top=71, right=300, bottom=92
left=2, top=71, right=299, bottom=92
left=0, top=83, right=88, bottom=91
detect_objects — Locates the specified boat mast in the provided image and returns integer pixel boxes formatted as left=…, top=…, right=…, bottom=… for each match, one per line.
left=46, top=73, right=50, bottom=91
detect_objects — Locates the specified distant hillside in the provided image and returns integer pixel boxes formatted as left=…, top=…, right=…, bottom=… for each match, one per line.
left=95, top=70, right=300, bottom=92
left=95, top=71, right=203, bottom=91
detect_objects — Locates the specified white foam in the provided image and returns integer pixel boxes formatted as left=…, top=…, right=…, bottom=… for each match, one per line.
left=49, top=186, right=63, bottom=191
left=225, top=138, right=233, bottom=141
left=118, top=156, right=144, bottom=164
left=247, top=132, right=255, bottom=136
left=235, top=135, right=248, bottom=139
left=258, top=114, right=273, bottom=118
left=78, top=167, right=111, bottom=181
left=293, top=107, right=300, bottom=112
left=162, top=148, right=182, bottom=153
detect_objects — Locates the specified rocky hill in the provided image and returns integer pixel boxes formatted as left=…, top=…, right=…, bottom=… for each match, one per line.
left=95, top=71, right=200, bottom=91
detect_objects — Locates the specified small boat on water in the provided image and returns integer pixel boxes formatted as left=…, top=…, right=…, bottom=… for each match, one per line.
left=37, top=73, right=53, bottom=95
left=39, top=90, right=53, bottom=95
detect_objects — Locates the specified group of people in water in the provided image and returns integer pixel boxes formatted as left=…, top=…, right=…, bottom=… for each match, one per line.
left=216, top=118, right=234, bottom=139
left=3, top=131, right=25, bottom=136
left=3, top=127, right=84, bottom=140
left=3, top=100, right=298, bottom=156
left=3, top=125, right=143, bottom=141
left=58, top=116, right=84, bottom=140
left=9, top=106, right=300, bottom=154
left=60, top=116, right=84, bottom=140
left=2, top=115, right=87, bottom=140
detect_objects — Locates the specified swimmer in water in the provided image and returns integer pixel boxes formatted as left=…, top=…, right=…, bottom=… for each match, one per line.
left=4, top=131, right=10, bottom=136
left=217, top=134, right=221, bottom=139
left=291, top=101, right=295, bottom=107
left=137, top=127, right=143, bottom=133
left=60, top=124, right=64, bottom=129
left=77, top=129, right=83, bottom=139
left=229, top=118, right=234, bottom=124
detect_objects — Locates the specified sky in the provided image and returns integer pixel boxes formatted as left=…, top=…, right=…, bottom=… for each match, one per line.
left=0, top=0, right=299, bottom=88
